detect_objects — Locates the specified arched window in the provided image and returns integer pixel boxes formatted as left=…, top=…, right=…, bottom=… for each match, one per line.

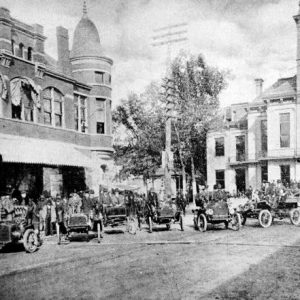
left=19, top=43, right=24, bottom=58
left=43, top=87, right=63, bottom=127
left=10, top=77, right=39, bottom=122
left=11, top=40, right=15, bottom=55
left=27, top=47, right=33, bottom=61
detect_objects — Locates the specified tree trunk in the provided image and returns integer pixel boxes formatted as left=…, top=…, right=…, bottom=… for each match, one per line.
left=182, top=168, right=187, bottom=202
left=191, top=156, right=196, bottom=206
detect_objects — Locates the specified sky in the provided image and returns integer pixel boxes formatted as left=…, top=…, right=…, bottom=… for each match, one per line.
left=0, top=0, right=298, bottom=107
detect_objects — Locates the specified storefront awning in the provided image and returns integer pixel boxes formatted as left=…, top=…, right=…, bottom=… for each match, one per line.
left=0, top=134, right=93, bottom=168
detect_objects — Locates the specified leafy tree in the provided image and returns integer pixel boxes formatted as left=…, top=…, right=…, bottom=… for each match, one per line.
left=112, top=82, right=166, bottom=183
left=168, top=52, right=227, bottom=201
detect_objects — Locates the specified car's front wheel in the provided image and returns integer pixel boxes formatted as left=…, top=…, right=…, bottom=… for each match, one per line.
left=197, top=214, right=207, bottom=232
left=23, top=229, right=39, bottom=253
left=258, top=209, right=272, bottom=228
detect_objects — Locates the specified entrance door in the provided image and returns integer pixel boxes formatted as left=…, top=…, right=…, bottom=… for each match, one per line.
left=235, top=168, right=246, bottom=193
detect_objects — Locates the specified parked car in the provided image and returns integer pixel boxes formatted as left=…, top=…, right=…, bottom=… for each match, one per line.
left=0, top=204, right=41, bottom=253
left=193, top=199, right=241, bottom=231
left=240, top=192, right=300, bottom=228
left=103, top=205, right=138, bottom=234
left=143, top=202, right=184, bottom=233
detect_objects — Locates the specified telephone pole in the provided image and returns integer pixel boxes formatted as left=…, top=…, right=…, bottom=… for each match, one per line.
left=152, top=23, right=188, bottom=200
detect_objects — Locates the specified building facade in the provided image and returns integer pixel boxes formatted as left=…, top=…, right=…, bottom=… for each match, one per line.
left=0, top=5, right=114, bottom=197
left=207, top=5, right=300, bottom=192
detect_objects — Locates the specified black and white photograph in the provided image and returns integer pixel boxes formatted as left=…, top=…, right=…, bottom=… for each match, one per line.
left=0, top=0, right=299, bottom=299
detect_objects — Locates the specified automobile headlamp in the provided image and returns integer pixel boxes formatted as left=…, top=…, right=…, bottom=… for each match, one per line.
left=207, top=208, right=213, bottom=215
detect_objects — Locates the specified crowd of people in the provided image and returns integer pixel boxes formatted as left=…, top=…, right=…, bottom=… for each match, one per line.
left=194, top=180, right=300, bottom=208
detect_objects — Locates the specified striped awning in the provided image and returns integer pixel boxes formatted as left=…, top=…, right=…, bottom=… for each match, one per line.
left=0, top=134, right=93, bottom=168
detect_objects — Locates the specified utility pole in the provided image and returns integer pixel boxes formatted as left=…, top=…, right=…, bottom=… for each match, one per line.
left=152, top=23, right=188, bottom=200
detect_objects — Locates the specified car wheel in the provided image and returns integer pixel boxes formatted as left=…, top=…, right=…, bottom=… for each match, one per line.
left=23, top=229, right=39, bottom=253
left=197, top=214, right=207, bottom=232
left=290, top=208, right=300, bottom=226
left=231, top=213, right=241, bottom=231
left=148, top=216, right=153, bottom=233
left=179, top=215, right=184, bottom=231
left=258, top=210, right=272, bottom=228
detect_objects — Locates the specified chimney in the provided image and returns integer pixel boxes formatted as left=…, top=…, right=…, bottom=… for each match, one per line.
left=254, top=78, right=264, bottom=97
left=56, top=26, right=71, bottom=75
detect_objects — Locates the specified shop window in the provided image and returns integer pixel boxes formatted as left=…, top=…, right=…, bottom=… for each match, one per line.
left=236, top=135, right=245, bottom=161
left=280, top=165, right=290, bottom=186
left=97, top=122, right=105, bottom=134
left=215, top=137, right=224, bottom=156
left=43, top=87, right=63, bottom=127
left=95, top=71, right=104, bottom=84
left=27, top=47, right=33, bottom=61
left=215, top=170, right=225, bottom=189
left=96, top=98, right=106, bottom=110
left=74, top=94, right=87, bottom=133
left=280, top=113, right=290, bottom=148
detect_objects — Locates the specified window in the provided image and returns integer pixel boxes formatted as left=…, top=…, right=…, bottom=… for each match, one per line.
left=280, top=113, right=290, bottom=148
left=11, top=40, right=15, bottom=55
left=215, top=137, right=224, bottom=156
left=280, top=165, right=290, bottom=186
left=261, top=120, right=268, bottom=154
left=10, top=78, right=35, bottom=122
left=27, top=47, right=33, bottom=61
left=104, top=73, right=111, bottom=85
left=74, top=94, right=87, bottom=133
left=96, top=98, right=106, bottom=110
left=19, top=43, right=24, bottom=58
left=236, top=135, right=245, bottom=161
left=215, top=170, right=225, bottom=189
left=261, top=164, right=268, bottom=183
left=97, top=122, right=105, bottom=134
left=43, top=87, right=63, bottom=127
left=95, top=71, right=104, bottom=84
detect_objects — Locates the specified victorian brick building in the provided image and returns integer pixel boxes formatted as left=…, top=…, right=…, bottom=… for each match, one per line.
left=0, top=4, right=113, bottom=197
left=206, top=3, right=300, bottom=192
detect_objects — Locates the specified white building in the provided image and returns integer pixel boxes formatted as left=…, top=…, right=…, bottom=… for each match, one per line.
left=206, top=5, right=300, bottom=193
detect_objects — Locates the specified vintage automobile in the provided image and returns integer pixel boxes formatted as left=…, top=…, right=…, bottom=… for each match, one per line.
left=103, top=205, right=137, bottom=234
left=0, top=203, right=41, bottom=253
left=193, top=200, right=241, bottom=231
left=144, top=202, right=184, bottom=233
left=240, top=192, right=300, bottom=228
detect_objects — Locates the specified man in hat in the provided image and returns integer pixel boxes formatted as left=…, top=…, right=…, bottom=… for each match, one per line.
left=55, top=195, right=66, bottom=240
left=42, top=199, right=56, bottom=236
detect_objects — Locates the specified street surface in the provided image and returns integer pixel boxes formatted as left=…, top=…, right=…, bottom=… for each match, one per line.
left=0, top=214, right=300, bottom=299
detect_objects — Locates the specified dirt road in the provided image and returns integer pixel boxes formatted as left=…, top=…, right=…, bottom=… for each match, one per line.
left=0, top=218, right=300, bottom=299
